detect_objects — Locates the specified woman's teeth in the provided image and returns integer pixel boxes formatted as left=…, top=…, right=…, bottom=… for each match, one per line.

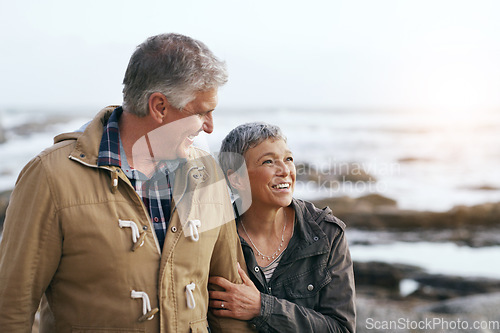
left=272, top=183, right=290, bottom=189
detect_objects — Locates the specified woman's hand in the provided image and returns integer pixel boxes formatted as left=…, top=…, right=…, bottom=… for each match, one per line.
left=209, top=263, right=261, bottom=320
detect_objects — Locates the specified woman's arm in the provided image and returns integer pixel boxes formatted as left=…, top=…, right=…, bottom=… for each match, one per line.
left=209, top=263, right=261, bottom=320
left=209, top=231, right=355, bottom=333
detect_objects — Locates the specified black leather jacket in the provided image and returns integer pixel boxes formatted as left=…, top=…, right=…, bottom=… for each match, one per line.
left=239, top=198, right=356, bottom=332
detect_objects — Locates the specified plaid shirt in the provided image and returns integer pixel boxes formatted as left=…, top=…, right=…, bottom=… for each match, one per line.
left=97, top=107, right=175, bottom=251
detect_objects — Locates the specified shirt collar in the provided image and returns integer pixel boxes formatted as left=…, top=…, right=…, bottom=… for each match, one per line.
left=97, top=106, right=185, bottom=174
left=97, top=106, right=123, bottom=168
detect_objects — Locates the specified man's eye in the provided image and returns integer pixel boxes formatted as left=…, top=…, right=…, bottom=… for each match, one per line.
left=198, top=110, right=213, bottom=118
left=262, top=160, right=273, bottom=165
left=286, top=157, right=294, bottom=162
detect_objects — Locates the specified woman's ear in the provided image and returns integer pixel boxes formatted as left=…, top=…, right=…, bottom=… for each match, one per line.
left=227, top=169, right=245, bottom=190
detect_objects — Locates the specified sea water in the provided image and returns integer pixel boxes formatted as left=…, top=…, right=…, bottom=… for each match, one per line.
left=1, top=106, right=500, bottom=212
left=210, top=107, right=500, bottom=212
left=349, top=240, right=500, bottom=278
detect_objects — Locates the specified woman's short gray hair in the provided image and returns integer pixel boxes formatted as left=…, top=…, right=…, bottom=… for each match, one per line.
left=122, top=33, right=228, bottom=117
left=219, top=122, right=287, bottom=175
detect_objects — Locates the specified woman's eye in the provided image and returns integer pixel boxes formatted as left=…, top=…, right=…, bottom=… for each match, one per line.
left=262, top=160, right=273, bottom=165
left=286, top=156, right=294, bottom=162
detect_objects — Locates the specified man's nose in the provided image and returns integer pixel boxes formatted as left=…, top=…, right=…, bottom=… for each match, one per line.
left=202, top=113, right=214, bottom=134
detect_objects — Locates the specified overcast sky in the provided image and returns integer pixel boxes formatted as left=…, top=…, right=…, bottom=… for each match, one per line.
left=1, top=0, right=499, bottom=112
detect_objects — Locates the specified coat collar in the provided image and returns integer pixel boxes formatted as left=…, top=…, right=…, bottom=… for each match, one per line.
left=65, top=106, right=118, bottom=168
left=240, top=198, right=335, bottom=289
left=279, top=198, right=331, bottom=265
left=239, top=198, right=334, bottom=263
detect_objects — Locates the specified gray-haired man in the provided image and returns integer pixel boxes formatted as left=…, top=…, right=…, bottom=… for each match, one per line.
left=0, top=33, right=252, bottom=333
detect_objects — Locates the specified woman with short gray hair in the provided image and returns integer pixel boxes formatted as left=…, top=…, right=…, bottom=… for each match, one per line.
left=210, top=122, right=356, bottom=332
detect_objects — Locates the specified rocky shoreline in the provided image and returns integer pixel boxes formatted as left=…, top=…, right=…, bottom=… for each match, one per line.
left=308, top=193, right=500, bottom=332
left=312, top=194, right=500, bottom=247
left=353, top=261, right=500, bottom=332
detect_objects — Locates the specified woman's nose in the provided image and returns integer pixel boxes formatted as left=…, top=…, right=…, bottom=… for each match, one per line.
left=276, top=161, right=290, bottom=176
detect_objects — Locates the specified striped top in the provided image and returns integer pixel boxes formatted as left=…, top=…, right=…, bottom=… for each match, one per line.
left=261, top=250, right=285, bottom=282
left=255, top=215, right=296, bottom=282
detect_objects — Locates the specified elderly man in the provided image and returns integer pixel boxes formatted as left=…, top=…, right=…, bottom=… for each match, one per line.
left=0, top=33, right=252, bottom=333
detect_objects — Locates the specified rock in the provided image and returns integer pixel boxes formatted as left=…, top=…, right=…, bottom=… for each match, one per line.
left=354, top=261, right=423, bottom=290
left=414, top=274, right=500, bottom=295
left=0, top=122, right=6, bottom=144
left=397, top=157, right=434, bottom=163
left=9, top=114, right=75, bottom=137
left=312, top=196, right=500, bottom=231
left=356, top=293, right=500, bottom=333
left=354, top=262, right=500, bottom=332
left=356, top=193, right=397, bottom=207
left=354, top=261, right=402, bottom=289
left=417, top=292, right=500, bottom=319
left=464, top=185, right=500, bottom=191
left=407, top=274, right=500, bottom=301
left=313, top=193, right=398, bottom=215
left=451, top=202, right=500, bottom=226
left=354, top=260, right=500, bottom=303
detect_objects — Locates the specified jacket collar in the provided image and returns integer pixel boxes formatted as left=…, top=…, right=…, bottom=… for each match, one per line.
left=65, top=106, right=118, bottom=168
left=57, top=105, right=214, bottom=220
left=240, top=198, right=333, bottom=288
left=279, top=198, right=331, bottom=265
left=239, top=198, right=332, bottom=262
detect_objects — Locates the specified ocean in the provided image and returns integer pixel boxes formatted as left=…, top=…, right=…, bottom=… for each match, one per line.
left=1, top=106, right=500, bottom=278
left=2, top=106, right=500, bottom=212
left=208, top=107, right=500, bottom=213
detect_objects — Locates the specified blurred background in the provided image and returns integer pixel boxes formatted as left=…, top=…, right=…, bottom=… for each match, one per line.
left=1, top=0, right=500, bottom=331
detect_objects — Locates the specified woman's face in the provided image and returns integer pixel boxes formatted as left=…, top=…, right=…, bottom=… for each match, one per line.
left=242, top=138, right=296, bottom=209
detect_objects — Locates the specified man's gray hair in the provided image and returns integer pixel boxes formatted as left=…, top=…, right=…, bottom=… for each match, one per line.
left=219, top=122, right=287, bottom=175
left=122, top=33, right=228, bottom=117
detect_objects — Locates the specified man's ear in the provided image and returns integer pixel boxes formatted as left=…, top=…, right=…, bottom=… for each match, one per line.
left=148, top=92, right=171, bottom=124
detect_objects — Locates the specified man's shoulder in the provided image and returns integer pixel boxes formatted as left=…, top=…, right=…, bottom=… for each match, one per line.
left=17, top=140, right=76, bottom=185
left=188, top=147, right=219, bottom=169
left=186, top=147, right=227, bottom=183
left=36, top=134, right=77, bottom=162
left=190, top=146, right=212, bottom=158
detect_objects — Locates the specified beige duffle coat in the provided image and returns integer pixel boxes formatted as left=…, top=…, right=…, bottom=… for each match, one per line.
left=0, top=107, right=252, bottom=333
